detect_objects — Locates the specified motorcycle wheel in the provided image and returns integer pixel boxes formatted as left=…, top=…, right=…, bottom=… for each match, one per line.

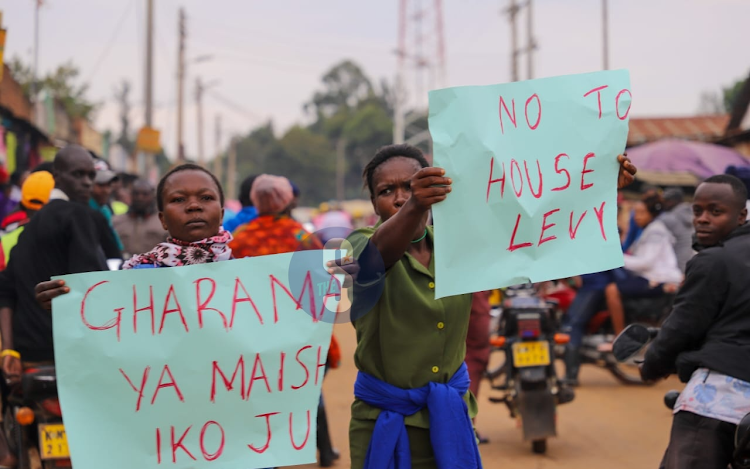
left=606, top=355, right=655, bottom=386
left=532, top=439, right=547, bottom=454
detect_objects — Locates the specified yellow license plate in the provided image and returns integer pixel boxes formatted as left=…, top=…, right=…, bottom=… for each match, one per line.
left=39, top=424, right=69, bottom=459
left=512, top=341, right=551, bottom=368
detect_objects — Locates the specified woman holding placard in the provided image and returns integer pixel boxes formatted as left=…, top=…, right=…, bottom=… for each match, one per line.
left=346, top=143, right=636, bottom=469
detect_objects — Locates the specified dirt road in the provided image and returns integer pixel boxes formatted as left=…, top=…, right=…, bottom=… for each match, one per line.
left=304, top=323, right=683, bottom=469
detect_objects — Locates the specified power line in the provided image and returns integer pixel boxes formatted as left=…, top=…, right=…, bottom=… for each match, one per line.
left=190, top=15, right=390, bottom=56
left=188, top=33, right=323, bottom=74
left=206, top=90, right=263, bottom=123
left=209, top=52, right=319, bottom=75
left=85, top=0, right=136, bottom=84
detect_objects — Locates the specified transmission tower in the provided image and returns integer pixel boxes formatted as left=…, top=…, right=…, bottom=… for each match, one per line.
left=393, top=0, right=446, bottom=146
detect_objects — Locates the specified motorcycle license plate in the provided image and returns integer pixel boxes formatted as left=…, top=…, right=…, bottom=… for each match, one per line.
left=512, top=341, right=551, bottom=368
left=39, top=424, right=69, bottom=459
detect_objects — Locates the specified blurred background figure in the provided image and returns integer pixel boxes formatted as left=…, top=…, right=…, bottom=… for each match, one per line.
left=112, top=172, right=139, bottom=216
left=725, top=166, right=750, bottom=212
left=224, top=174, right=259, bottom=233
left=603, top=193, right=682, bottom=344
left=312, top=201, right=354, bottom=245
left=659, top=187, right=694, bottom=273
left=0, top=170, right=55, bottom=270
left=1, top=169, right=54, bottom=233
left=621, top=185, right=660, bottom=252
left=0, top=168, right=15, bottom=222
left=229, top=174, right=322, bottom=257
left=90, top=158, right=124, bottom=253
left=8, top=170, right=29, bottom=208
left=113, top=179, right=168, bottom=260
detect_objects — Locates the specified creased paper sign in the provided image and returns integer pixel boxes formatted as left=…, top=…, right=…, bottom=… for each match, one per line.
left=52, top=251, right=338, bottom=469
left=429, top=70, right=631, bottom=298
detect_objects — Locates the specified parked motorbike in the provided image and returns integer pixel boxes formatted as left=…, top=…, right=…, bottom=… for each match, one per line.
left=487, top=284, right=574, bottom=454
left=3, top=366, right=70, bottom=469
left=614, top=324, right=750, bottom=469
left=570, top=291, right=674, bottom=385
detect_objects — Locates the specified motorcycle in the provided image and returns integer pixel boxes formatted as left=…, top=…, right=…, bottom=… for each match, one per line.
left=553, top=280, right=674, bottom=386
left=486, top=284, right=574, bottom=454
left=614, top=324, right=750, bottom=469
left=3, top=366, right=70, bottom=469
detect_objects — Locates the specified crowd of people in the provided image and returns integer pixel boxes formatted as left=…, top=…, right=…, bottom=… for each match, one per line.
left=0, top=140, right=747, bottom=469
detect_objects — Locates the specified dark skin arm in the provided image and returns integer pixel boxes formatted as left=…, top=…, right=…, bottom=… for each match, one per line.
left=0, top=307, right=21, bottom=384
left=617, top=153, right=636, bottom=189
left=35, top=279, right=70, bottom=312
left=371, top=167, right=452, bottom=269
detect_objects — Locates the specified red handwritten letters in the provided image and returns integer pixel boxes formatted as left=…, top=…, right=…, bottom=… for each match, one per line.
left=488, top=85, right=627, bottom=253
left=78, top=269, right=330, bottom=465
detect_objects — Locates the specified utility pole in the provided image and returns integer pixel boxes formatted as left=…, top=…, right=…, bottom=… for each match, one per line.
left=213, top=115, right=223, bottom=186
left=336, top=138, right=346, bottom=203
left=508, top=0, right=519, bottom=82
left=526, top=0, right=535, bottom=79
left=176, top=8, right=186, bottom=164
left=141, top=0, right=155, bottom=178
left=195, top=77, right=205, bottom=166
left=145, top=0, right=154, bottom=127
left=227, top=137, right=237, bottom=202
left=31, top=0, right=41, bottom=103
left=602, top=0, right=610, bottom=70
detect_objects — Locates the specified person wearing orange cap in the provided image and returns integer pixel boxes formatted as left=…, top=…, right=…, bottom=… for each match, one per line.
left=0, top=170, right=55, bottom=234
left=0, top=170, right=55, bottom=271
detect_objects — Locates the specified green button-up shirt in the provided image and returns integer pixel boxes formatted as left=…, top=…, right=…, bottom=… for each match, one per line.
left=348, top=225, right=477, bottom=428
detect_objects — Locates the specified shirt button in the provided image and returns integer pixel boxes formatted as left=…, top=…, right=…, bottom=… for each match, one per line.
left=428, top=282, right=435, bottom=289
left=432, top=366, right=439, bottom=373
left=437, top=322, right=445, bottom=329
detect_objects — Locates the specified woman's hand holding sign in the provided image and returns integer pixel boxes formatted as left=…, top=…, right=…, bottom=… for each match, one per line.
left=617, top=153, right=637, bottom=189
left=35, top=279, right=70, bottom=312
left=408, top=167, right=453, bottom=212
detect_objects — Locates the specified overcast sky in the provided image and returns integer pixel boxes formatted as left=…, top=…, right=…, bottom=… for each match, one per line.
left=2, top=0, right=747, bottom=160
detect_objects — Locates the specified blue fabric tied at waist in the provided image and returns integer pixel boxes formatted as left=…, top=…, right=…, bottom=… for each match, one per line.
left=354, top=362, right=482, bottom=469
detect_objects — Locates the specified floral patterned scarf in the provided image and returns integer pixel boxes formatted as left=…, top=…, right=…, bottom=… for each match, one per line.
left=122, top=230, right=233, bottom=269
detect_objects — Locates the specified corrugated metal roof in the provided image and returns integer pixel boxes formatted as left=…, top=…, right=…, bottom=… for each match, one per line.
left=627, top=115, right=730, bottom=146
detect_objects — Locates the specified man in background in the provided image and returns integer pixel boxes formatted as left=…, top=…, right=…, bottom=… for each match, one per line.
left=0, top=145, right=115, bottom=378
left=113, top=179, right=167, bottom=259
left=112, top=172, right=138, bottom=215
left=89, top=158, right=123, bottom=253
left=0, top=170, right=55, bottom=270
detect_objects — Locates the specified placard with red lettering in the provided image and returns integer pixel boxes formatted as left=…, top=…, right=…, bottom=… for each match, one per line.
left=51, top=251, right=338, bottom=469
left=428, top=70, right=631, bottom=298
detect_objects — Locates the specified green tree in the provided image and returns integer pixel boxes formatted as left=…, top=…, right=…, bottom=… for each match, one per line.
left=234, top=122, right=283, bottom=178
left=9, top=56, right=97, bottom=120
left=305, top=60, right=395, bottom=199
left=723, top=79, right=746, bottom=113
left=306, top=60, right=375, bottom=129
left=228, top=123, right=336, bottom=205
left=275, top=126, right=336, bottom=205
left=221, top=59, right=399, bottom=205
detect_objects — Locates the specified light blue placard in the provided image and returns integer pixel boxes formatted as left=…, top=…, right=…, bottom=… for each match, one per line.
left=429, top=70, right=631, bottom=298
left=52, top=251, right=337, bottom=469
